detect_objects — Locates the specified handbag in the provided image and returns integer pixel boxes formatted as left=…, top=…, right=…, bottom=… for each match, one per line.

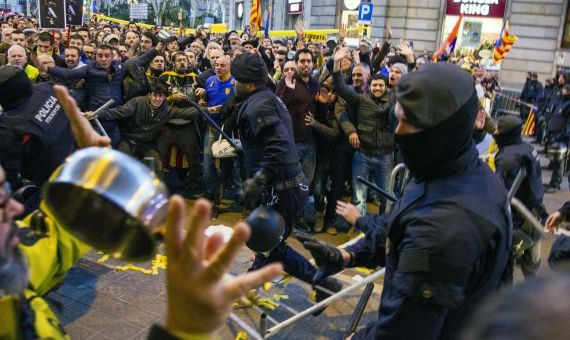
left=212, top=126, right=241, bottom=158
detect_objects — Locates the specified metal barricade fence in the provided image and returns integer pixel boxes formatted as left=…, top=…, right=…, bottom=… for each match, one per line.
left=226, top=165, right=412, bottom=338
left=492, top=87, right=523, bottom=117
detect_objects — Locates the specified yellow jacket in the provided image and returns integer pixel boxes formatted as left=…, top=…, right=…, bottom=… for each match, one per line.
left=0, top=209, right=91, bottom=339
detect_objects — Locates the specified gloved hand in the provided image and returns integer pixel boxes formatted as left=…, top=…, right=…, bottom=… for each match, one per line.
left=242, top=170, right=268, bottom=205
left=295, top=231, right=345, bottom=284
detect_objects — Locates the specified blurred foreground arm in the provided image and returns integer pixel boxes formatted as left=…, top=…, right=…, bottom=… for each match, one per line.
left=53, top=85, right=111, bottom=148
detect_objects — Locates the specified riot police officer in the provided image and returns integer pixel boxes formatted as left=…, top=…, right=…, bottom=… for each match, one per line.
left=297, top=63, right=512, bottom=339
left=0, top=65, right=75, bottom=211
left=230, top=53, right=342, bottom=304
left=494, top=115, right=545, bottom=277
left=544, top=83, right=570, bottom=192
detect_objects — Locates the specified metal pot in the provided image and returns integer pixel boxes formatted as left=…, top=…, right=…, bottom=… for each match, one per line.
left=157, top=29, right=172, bottom=43
left=43, top=147, right=169, bottom=261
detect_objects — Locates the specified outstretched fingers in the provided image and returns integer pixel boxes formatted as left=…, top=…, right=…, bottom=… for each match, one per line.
left=181, top=199, right=212, bottom=263
left=165, top=195, right=187, bottom=262
left=226, top=263, right=283, bottom=301
left=204, top=222, right=250, bottom=282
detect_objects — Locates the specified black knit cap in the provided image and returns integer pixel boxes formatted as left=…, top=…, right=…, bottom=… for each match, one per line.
left=230, top=52, right=268, bottom=84
left=395, top=62, right=476, bottom=129
left=0, top=65, right=32, bottom=110
left=497, top=115, right=522, bottom=135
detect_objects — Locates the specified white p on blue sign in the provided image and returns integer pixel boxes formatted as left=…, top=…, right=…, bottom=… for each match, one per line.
left=358, top=2, right=373, bottom=24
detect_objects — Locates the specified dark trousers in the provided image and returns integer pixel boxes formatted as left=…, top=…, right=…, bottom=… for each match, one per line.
left=213, top=156, right=246, bottom=205
left=117, top=139, right=162, bottom=172
left=249, top=178, right=317, bottom=283
left=549, top=158, right=566, bottom=188
left=156, top=124, right=203, bottom=183
left=324, top=148, right=353, bottom=226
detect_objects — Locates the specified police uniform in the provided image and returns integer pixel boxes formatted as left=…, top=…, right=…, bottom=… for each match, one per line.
left=545, top=96, right=570, bottom=189
left=495, top=115, right=544, bottom=277
left=0, top=67, right=75, bottom=190
left=231, top=54, right=317, bottom=283
left=331, top=64, right=512, bottom=339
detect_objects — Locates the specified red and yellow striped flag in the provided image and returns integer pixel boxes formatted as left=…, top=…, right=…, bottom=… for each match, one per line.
left=493, top=21, right=518, bottom=64
left=250, top=0, right=262, bottom=30
left=522, top=107, right=536, bottom=136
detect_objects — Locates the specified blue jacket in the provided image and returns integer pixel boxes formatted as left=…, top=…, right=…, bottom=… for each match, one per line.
left=348, top=148, right=512, bottom=340
left=47, top=48, right=158, bottom=110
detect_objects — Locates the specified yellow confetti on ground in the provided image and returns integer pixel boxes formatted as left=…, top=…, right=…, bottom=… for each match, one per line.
left=255, top=298, right=279, bottom=310
left=97, top=254, right=109, bottom=263
left=355, top=267, right=374, bottom=274
left=112, top=254, right=168, bottom=275
left=235, top=331, right=248, bottom=340
left=263, top=282, right=273, bottom=290
left=308, top=290, right=317, bottom=302
left=278, top=274, right=293, bottom=286
left=273, top=294, right=289, bottom=301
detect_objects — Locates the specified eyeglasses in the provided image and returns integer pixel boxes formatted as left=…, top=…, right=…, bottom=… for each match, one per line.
left=0, top=181, right=12, bottom=209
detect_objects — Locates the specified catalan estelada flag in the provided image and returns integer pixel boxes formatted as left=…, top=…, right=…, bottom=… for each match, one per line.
left=522, top=107, right=536, bottom=136
left=250, top=0, right=262, bottom=30
left=432, top=14, right=462, bottom=62
left=493, top=21, right=518, bottom=64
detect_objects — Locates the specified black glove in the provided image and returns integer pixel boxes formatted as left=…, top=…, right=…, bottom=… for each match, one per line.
left=242, top=170, right=268, bottom=205
left=295, top=231, right=345, bottom=284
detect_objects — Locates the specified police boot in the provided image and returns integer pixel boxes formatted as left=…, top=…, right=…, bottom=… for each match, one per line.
left=312, top=276, right=343, bottom=316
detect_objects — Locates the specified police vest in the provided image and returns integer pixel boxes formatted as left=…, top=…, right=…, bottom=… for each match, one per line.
left=0, top=83, right=75, bottom=184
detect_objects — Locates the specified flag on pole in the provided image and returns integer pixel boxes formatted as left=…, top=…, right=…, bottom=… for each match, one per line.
left=493, top=21, right=518, bottom=64
left=522, top=107, right=536, bottom=136
left=263, top=5, right=271, bottom=37
left=432, top=14, right=462, bottom=62
left=250, top=0, right=262, bottom=30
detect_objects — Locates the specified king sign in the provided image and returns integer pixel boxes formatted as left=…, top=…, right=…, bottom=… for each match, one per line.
left=446, top=0, right=506, bottom=18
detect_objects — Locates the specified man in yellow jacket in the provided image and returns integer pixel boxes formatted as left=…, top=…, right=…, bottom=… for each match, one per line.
left=0, top=85, right=282, bottom=339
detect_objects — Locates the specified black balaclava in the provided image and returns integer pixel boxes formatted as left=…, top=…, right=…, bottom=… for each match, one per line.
left=394, top=62, right=478, bottom=182
left=0, top=65, right=32, bottom=110
left=494, top=115, right=522, bottom=148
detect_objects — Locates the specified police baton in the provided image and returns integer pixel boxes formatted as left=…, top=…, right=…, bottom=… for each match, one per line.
left=356, top=176, right=398, bottom=203
left=90, top=99, right=115, bottom=137
left=187, top=101, right=243, bottom=157
left=507, top=167, right=527, bottom=202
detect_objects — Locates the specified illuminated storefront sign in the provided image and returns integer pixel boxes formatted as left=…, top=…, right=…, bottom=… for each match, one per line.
left=446, top=0, right=506, bottom=18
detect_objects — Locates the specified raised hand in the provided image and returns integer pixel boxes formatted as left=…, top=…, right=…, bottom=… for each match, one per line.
left=285, top=72, right=296, bottom=89
left=335, top=201, right=361, bottom=226
left=165, top=198, right=282, bottom=336
left=546, top=211, right=566, bottom=233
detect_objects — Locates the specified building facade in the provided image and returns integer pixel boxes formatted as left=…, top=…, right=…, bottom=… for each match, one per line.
left=225, top=0, right=570, bottom=85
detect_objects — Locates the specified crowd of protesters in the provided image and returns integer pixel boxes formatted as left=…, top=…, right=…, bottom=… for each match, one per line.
left=0, top=12, right=550, bottom=233
left=3, top=10, right=570, bottom=340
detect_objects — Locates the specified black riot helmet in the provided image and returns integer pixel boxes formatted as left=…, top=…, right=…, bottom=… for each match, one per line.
left=245, top=206, right=285, bottom=253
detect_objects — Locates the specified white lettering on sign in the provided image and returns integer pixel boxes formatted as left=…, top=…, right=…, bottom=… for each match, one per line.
left=35, top=95, right=60, bottom=124
left=453, top=0, right=498, bottom=4
left=460, top=3, right=489, bottom=15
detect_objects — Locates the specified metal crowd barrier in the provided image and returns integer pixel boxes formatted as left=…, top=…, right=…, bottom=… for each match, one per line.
left=226, top=162, right=550, bottom=338
left=226, top=167, right=411, bottom=338
left=492, top=87, right=523, bottom=117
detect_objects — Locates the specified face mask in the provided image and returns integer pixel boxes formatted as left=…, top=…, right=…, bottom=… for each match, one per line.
left=394, top=93, right=477, bottom=181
